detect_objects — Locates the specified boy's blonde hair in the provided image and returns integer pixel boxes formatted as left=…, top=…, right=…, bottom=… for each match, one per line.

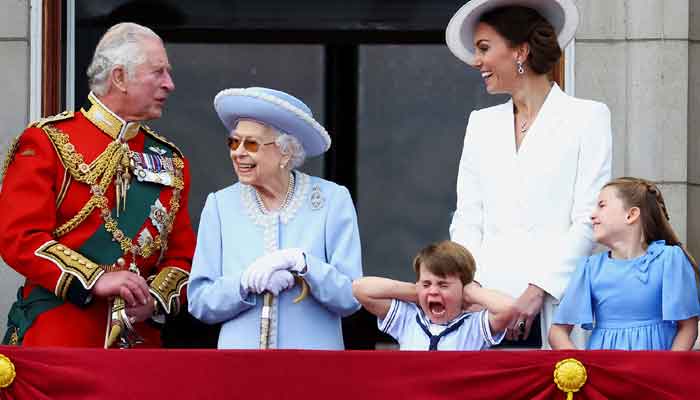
left=413, top=240, right=476, bottom=285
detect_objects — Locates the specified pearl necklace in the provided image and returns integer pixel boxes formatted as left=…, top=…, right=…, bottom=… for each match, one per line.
left=255, top=172, right=295, bottom=214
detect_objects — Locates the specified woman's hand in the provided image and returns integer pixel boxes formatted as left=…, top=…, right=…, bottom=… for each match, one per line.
left=507, top=284, right=545, bottom=341
left=241, top=249, right=306, bottom=294
left=264, top=270, right=295, bottom=295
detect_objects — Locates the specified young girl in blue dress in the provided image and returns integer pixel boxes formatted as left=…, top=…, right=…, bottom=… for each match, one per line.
left=549, top=177, right=700, bottom=350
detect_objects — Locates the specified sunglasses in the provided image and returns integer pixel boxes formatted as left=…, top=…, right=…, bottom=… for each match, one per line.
left=227, top=137, right=276, bottom=153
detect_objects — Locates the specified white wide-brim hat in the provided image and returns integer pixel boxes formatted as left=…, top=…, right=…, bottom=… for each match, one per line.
left=214, top=87, right=331, bottom=157
left=445, top=0, right=579, bottom=65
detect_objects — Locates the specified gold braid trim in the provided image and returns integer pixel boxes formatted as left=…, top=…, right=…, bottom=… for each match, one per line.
left=42, top=124, right=123, bottom=185
left=142, top=125, right=184, bottom=158
left=0, top=135, right=20, bottom=184
left=55, top=170, right=71, bottom=208
left=55, top=272, right=75, bottom=300
left=8, top=328, right=19, bottom=345
left=45, top=123, right=126, bottom=237
left=52, top=152, right=121, bottom=238
left=149, top=267, right=189, bottom=315
left=35, top=241, right=104, bottom=290
left=44, top=123, right=185, bottom=263
left=28, top=110, right=74, bottom=129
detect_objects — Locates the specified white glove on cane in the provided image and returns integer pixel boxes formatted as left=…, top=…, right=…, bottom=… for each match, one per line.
left=240, top=248, right=306, bottom=294
left=264, top=270, right=295, bottom=296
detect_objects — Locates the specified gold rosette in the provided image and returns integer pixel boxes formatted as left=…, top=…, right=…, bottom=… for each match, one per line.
left=0, top=353, right=16, bottom=388
left=554, top=358, right=587, bottom=400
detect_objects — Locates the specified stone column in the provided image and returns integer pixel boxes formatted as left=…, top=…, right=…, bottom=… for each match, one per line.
left=688, top=1, right=700, bottom=257
left=0, top=0, right=30, bottom=325
left=575, top=0, right=691, bottom=244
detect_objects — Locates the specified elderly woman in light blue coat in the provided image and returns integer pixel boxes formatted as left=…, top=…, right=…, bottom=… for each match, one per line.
left=188, top=87, right=362, bottom=349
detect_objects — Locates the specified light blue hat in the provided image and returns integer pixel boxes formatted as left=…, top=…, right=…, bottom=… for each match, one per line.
left=213, top=87, right=331, bottom=157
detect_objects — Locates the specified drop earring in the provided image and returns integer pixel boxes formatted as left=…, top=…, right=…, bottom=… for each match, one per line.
left=517, top=60, right=525, bottom=75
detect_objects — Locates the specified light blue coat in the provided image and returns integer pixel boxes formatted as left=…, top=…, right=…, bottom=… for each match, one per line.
left=188, top=171, right=362, bottom=349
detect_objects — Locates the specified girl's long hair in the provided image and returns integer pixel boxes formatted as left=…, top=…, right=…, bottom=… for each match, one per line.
left=604, top=177, right=700, bottom=295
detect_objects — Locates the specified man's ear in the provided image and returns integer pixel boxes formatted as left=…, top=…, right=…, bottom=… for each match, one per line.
left=111, top=66, right=128, bottom=93
left=626, top=206, right=641, bottom=224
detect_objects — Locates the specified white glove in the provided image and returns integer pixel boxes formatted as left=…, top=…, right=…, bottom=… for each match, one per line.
left=265, top=270, right=295, bottom=296
left=240, top=266, right=255, bottom=296
left=243, top=249, right=306, bottom=294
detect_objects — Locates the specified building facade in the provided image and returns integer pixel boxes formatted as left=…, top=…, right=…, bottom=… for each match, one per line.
left=0, top=0, right=698, bottom=347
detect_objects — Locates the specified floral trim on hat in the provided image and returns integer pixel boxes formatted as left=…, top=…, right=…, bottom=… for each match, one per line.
left=214, top=88, right=331, bottom=153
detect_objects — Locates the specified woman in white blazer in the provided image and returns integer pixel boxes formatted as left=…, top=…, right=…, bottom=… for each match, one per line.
left=445, top=0, right=612, bottom=348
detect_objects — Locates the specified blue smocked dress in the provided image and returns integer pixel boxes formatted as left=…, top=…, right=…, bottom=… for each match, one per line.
left=554, top=241, right=700, bottom=350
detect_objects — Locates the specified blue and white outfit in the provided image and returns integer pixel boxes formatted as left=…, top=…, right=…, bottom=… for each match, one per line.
left=188, top=171, right=362, bottom=349
left=554, top=241, right=700, bottom=350
left=378, top=299, right=505, bottom=350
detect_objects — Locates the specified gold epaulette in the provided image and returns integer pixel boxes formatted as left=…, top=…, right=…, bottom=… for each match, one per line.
left=26, top=110, right=74, bottom=129
left=142, top=125, right=184, bottom=158
left=0, top=135, right=21, bottom=184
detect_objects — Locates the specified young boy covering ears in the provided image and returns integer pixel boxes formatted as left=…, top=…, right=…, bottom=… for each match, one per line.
left=353, top=241, right=517, bottom=350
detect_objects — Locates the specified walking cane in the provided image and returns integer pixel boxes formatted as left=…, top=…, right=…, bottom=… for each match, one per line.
left=104, top=256, right=144, bottom=349
left=259, top=274, right=310, bottom=349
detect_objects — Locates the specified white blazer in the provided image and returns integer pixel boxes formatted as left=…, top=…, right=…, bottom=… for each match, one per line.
left=450, top=84, right=612, bottom=302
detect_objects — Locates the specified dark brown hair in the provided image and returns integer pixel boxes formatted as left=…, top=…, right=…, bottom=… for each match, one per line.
left=604, top=177, right=699, bottom=276
left=413, top=240, right=476, bottom=285
left=479, top=6, right=562, bottom=75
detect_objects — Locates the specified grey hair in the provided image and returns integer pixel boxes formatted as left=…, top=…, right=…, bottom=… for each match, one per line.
left=275, top=131, right=306, bottom=169
left=86, top=23, right=161, bottom=96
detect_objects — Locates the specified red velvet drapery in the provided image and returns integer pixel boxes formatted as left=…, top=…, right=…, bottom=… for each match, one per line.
left=0, top=347, right=698, bottom=399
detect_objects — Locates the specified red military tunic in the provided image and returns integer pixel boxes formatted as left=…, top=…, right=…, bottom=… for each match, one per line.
left=0, top=93, right=195, bottom=347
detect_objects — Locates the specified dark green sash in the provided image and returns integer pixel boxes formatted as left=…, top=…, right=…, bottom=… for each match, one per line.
left=2, top=287, right=63, bottom=345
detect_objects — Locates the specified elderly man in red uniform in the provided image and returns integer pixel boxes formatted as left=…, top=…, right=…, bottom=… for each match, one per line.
left=0, top=22, right=195, bottom=348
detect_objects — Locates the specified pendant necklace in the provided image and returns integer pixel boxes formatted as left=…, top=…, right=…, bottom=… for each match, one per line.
left=520, top=119, right=529, bottom=134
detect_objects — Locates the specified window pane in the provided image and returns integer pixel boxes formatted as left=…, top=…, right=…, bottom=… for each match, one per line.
left=148, top=44, right=325, bottom=229
left=357, top=44, right=507, bottom=281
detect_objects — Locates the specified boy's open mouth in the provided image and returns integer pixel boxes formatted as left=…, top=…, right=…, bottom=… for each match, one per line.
left=428, top=301, right=446, bottom=316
